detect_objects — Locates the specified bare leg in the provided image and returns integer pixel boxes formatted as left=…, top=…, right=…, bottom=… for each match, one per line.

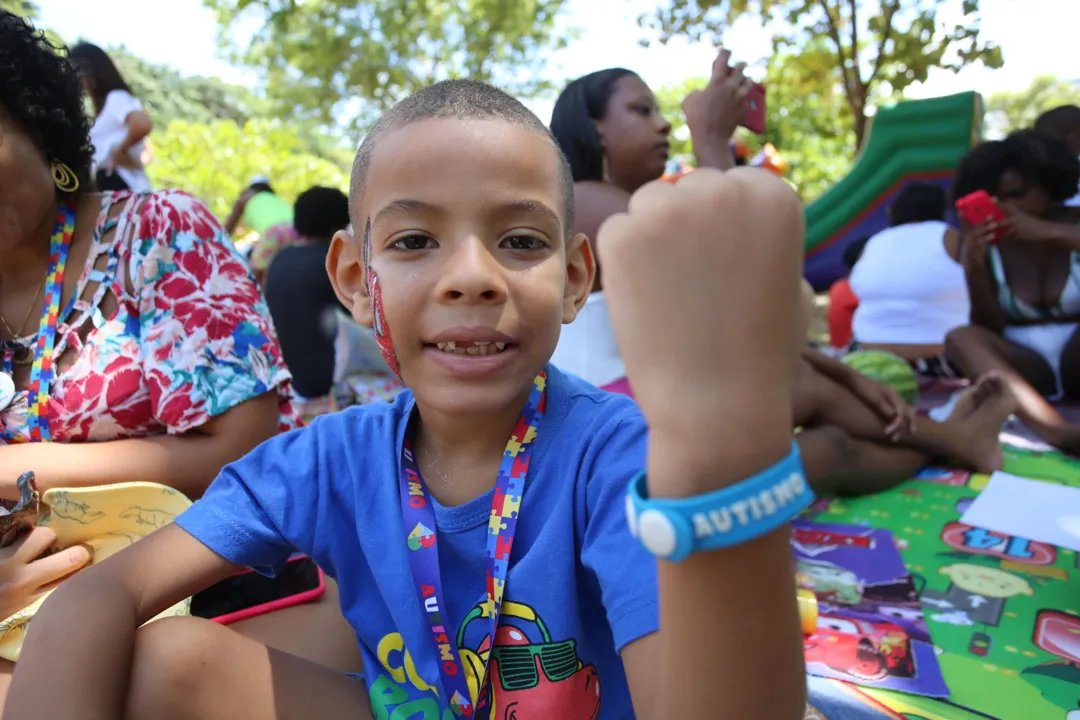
left=230, top=577, right=362, bottom=673
left=124, top=616, right=373, bottom=720
left=798, top=426, right=927, bottom=497
left=795, top=360, right=1015, bottom=472
left=946, top=324, right=1080, bottom=454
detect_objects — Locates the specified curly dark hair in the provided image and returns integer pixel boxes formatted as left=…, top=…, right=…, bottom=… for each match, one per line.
left=0, top=10, right=94, bottom=197
left=952, top=130, right=1079, bottom=206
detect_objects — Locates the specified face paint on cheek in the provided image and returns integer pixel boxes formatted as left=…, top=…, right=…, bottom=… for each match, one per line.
left=363, top=219, right=401, bottom=378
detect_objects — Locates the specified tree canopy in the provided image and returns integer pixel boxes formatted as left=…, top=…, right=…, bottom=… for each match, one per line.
left=641, top=0, right=1003, bottom=151
left=205, top=0, right=572, bottom=135
left=149, top=119, right=349, bottom=221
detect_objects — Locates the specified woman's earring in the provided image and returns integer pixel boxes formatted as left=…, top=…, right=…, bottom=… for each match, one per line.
left=602, top=153, right=610, bottom=182
left=51, top=162, right=80, bottom=193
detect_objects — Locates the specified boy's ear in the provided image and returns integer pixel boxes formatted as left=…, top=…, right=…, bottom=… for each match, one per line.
left=327, top=229, right=373, bottom=327
left=562, top=233, right=596, bottom=324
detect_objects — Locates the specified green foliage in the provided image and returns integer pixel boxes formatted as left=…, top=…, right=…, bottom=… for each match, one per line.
left=149, top=119, right=349, bottom=221
left=1, top=0, right=38, bottom=17
left=205, top=0, right=572, bottom=136
left=985, top=76, right=1080, bottom=137
left=652, top=42, right=854, bottom=201
left=641, top=0, right=1002, bottom=151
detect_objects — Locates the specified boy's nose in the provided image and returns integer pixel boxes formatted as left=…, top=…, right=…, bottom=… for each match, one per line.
left=436, top=237, right=508, bottom=304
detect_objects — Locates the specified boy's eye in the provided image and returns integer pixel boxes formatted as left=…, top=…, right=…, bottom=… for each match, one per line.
left=633, top=104, right=652, bottom=116
left=501, top=235, right=549, bottom=251
left=391, top=234, right=437, bottom=251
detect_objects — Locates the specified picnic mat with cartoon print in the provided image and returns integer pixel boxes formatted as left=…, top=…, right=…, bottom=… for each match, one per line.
left=800, top=445, right=1080, bottom=720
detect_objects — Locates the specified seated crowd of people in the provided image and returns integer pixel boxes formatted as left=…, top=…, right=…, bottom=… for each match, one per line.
left=0, top=8, right=1074, bottom=719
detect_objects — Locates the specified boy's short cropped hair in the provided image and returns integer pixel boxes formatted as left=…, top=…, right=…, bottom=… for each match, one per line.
left=350, top=79, right=576, bottom=233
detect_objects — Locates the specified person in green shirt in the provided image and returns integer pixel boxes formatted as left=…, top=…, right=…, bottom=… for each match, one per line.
left=225, top=176, right=298, bottom=283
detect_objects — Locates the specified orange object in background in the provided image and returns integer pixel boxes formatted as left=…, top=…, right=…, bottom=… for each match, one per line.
left=798, top=588, right=819, bottom=634
left=751, top=143, right=789, bottom=176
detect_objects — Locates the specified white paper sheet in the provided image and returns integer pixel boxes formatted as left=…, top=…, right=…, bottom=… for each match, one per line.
left=959, top=472, right=1080, bottom=552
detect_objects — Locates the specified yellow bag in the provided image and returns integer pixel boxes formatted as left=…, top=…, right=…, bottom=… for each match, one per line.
left=0, top=480, right=193, bottom=661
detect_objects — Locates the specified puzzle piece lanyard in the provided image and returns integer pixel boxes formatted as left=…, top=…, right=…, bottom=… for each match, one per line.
left=0, top=203, right=75, bottom=444
left=397, top=371, right=547, bottom=717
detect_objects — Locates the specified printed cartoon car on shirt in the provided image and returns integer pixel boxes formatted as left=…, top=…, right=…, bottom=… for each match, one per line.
left=805, top=613, right=915, bottom=681
left=459, top=601, right=602, bottom=720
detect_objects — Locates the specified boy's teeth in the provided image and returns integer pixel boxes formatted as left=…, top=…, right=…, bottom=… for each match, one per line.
left=433, top=341, right=510, bottom=356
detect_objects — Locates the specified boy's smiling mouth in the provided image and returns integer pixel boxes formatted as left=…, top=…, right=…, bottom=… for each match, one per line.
left=423, top=327, right=519, bottom=373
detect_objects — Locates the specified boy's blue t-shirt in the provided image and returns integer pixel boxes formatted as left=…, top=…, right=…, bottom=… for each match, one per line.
left=177, top=365, right=655, bottom=720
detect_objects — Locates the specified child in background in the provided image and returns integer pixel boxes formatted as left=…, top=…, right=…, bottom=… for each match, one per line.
left=7, top=81, right=813, bottom=719
left=827, top=236, right=869, bottom=349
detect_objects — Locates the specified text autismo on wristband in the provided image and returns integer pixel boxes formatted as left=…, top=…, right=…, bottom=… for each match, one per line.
left=627, top=442, right=813, bottom=561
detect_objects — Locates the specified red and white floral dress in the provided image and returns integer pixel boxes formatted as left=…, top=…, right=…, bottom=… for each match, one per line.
left=0, top=190, right=299, bottom=444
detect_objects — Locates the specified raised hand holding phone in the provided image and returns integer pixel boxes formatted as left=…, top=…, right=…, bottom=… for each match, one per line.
left=681, top=49, right=753, bottom=169
left=598, top=168, right=807, bottom=718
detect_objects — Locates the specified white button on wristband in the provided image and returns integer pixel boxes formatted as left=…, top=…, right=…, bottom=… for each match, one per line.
left=626, top=442, right=813, bottom=561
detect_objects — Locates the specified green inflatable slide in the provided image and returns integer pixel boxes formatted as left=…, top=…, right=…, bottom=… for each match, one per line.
left=804, top=92, right=983, bottom=289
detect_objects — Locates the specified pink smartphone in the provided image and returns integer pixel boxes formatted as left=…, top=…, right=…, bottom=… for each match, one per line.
left=190, top=555, right=326, bottom=624
left=741, top=82, right=767, bottom=135
left=955, top=190, right=1007, bottom=243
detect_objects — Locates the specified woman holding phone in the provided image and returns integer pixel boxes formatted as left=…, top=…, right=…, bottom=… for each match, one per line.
left=945, top=130, right=1080, bottom=454
left=548, top=49, right=752, bottom=388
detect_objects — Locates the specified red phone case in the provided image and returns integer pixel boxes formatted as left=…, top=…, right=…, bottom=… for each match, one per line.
left=955, top=190, right=1007, bottom=243
left=741, top=83, right=767, bottom=135
left=211, top=556, right=326, bottom=625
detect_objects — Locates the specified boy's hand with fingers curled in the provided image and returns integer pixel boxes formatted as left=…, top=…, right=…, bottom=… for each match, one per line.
left=597, top=168, right=805, bottom=490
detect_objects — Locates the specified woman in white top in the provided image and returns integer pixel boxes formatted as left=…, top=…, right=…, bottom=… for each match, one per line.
left=68, top=43, right=152, bottom=192
left=849, top=183, right=969, bottom=376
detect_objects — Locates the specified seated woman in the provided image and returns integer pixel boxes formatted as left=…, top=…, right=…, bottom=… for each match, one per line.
left=945, top=130, right=1080, bottom=454
left=849, top=183, right=969, bottom=376
left=0, top=10, right=358, bottom=684
left=549, top=50, right=752, bottom=386
left=264, top=187, right=401, bottom=419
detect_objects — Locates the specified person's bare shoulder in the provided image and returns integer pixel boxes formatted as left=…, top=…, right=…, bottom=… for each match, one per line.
left=573, top=181, right=631, bottom=241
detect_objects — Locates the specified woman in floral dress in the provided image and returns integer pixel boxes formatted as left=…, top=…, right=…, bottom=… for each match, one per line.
left=0, top=9, right=360, bottom=686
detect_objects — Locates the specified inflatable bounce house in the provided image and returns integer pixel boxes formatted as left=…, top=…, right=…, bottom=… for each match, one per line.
left=803, top=91, right=983, bottom=290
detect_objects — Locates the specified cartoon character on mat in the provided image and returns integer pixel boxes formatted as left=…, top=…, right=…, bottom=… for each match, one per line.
left=920, top=562, right=1033, bottom=627
left=805, top=613, right=915, bottom=681
left=797, top=559, right=864, bottom=606
left=459, top=600, right=601, bottom=720
left=1021, top=610, right=1080, bottom=716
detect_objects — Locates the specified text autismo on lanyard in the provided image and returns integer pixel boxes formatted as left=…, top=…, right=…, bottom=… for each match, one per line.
left=398, top=372, right=547, bottom=718
left=0, top=204, right=75, bottom=444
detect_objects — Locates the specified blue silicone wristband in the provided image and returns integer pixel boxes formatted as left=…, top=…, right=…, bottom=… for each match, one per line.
left=626, top=441, right=813, bottom=561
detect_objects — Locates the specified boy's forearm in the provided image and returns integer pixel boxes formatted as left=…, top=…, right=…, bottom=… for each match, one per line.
left=646, top=436, right=807, bottom=720
left=6, top=576, right=140, bottom=720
